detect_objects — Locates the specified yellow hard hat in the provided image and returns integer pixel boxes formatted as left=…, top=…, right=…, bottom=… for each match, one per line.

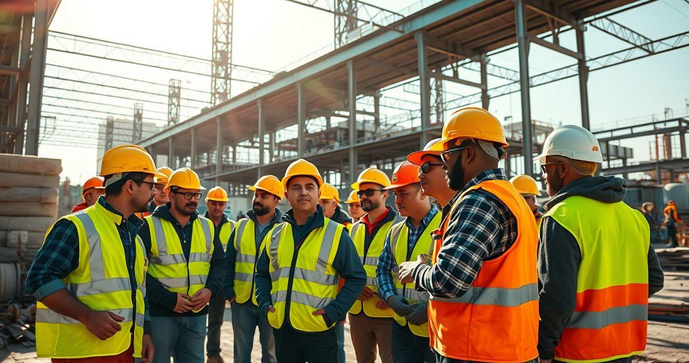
left=407, top=138, right=444, bottom=166
left=441, top=107, right=508, bottom=148
left=344, top=190, right=360, bottom=204
left=156, top=166, right=174, bottom=185
left=321, top=183, right=341, bottom=202
left=351, top=167, right=391, bottom=190
left=386, top=161, right=421, bottom=190
left=99, top=144, right=162, bottom=178
left=509, top=175, right=540, bottom=196
left=206, top=186, right=229, bottom=202
left=281, top=159, right=323, bottom=189
left=249, top=175, right=284, bottom=199
left=166, top=167, right=206, bottom=191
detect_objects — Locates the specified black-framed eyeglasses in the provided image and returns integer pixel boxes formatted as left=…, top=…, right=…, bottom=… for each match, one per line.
left=420, top=161, right=443, bottom=174
left=171, top=190, right=203, bottom=200
left=357, top=188, right=384, bottom=198
left=540, top=162, right=561, bottom=175
left=440, top=146, right=468, bottom=164
left=137, top=180, right=157, bottom=191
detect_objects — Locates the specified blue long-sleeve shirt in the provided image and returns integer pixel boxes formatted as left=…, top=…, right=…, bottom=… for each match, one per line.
left=376, top=205, right=438, bottom=302
left=26, top=196, right=150, bottom=333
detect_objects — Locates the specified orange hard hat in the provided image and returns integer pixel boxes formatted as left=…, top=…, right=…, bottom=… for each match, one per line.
left=82, top=176, right=105, bottom=194
left=386, top=161, right=421, bottom=190
left=407, top=138, right=444, bottom=166
left=206, top=186, right=229, bottom=202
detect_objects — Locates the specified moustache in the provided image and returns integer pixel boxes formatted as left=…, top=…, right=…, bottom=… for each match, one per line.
left=297, top=197, right=310, bottom=202
left=185, top=202, right=198, bottom=208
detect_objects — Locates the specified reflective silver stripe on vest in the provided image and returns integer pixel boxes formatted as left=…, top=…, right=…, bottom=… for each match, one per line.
left=363, top=256, right=379, bottom=266
left=235, top=219, right=249, bottom=256
left=404, top=288, right=428, bottom=302
left=66, top=277, right=131, bottom=297
left=135, top=312, right=145, bottom=327
left=139, top=284, right=147, bottom=299
left=430, top=282, right=538, bottom=307
left=270, top=267, right=339, bottom=286
left=388, top=223, right=405, bottom=256
left=38, top=308, right=134, bottom=325
left=200, top=218, right=212, bottom=253
left=269, top=224, right=286, bottom=275
left=237, top=254, right=256, bottom=264
left=567, top=304, right=648, bottom=330
left=151, top=254, right=186, bottom=265
left=271, top=290, right=334, bottom=309
left=189, top=252, right=211, bottom=263
left=73, top=212, right=105, bottom=281
left=366, top=277, right=378, bottom=286
left=157, top=274, right=207, bottom=289
left=151, top=217, right=167, bottom=255
left=350, top=222, right=362, bottom=237
left=235, top=272, right=253, bottom=282
left=315, top=221, right=339, bottom=276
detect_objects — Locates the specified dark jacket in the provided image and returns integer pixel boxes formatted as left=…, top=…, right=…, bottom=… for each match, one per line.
left=138, top=203, right=226, bottom=317
left=223, top=208, right=283, bottom=302
left=330, top=205, right=352, bottom=227
left=254, top=205, right=366, bottom=328
left=537, top=176, right=664, bottom=360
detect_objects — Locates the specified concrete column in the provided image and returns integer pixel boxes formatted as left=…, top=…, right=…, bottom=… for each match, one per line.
left=269, top=131, right=276, bottom=163
left=415, top=31, right=430, bottom=148
left=25, top=0, right=50, bottom=155
left=216, top=118, right=222, bottom=184
left=190, top=128, right=197, bottom=169
left=168, top=138, right=175, bottom=169
left=374, top=91, right=380, bottom=135
left=679, top=119, right=687, bottom=158
left=257, top=99, right=265, bottom=178
left=14, top=14, right=32, bottom=154
left=515, top=0, right=533, bottom=176
left=480, top=55, right=490, bottom=109
left=297, top=82, right=306, bottom=157
left=347, top=60, right=358, bottom=186
left=576, top=28, right=591, bottom=130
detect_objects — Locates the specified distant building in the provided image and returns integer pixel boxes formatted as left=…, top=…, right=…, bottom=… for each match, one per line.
left=96, top=118, right=162, bottom=169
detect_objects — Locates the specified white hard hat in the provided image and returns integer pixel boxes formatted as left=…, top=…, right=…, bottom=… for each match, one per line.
left=534, top=125, right=603, bottom=164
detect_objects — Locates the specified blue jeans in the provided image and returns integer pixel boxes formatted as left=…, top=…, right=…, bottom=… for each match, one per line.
left=150, top=314, right=206, bottom=363
left=231, top=300, right=276, bottom=363
left=206, top=291, right=226, bottom=357
left=335, top=321, right=346, bottom=363
left=392, top=322, right=433, bottom=363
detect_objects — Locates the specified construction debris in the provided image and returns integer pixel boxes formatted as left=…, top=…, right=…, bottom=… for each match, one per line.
left=655, top=247, right=689, bottom=271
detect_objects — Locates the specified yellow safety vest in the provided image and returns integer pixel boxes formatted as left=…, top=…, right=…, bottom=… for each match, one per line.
left=390, top=212, right=442, bottom=337
left=146, top=215, right=215, bottom=308
left=265, top=217, right=343, bottom=332
left=348, top=215, right=400, bottom=318
left=219, top=219, right=236, bottom=253
left=233, top=218, right=268, bottom=305
left=36, top=203, right=147, bottom=359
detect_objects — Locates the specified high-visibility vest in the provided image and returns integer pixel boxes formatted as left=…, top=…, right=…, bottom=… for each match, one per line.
left=146, top=215, right=215, bottom=310
left=546, top=196, right=650, bottom=362
left=429, top=180, right=539, bottom=361
left=233, top=218, right=266, bottom=305
left=218, top=219, right=236, bottom=252
left=348, top=215, right=400, bottom=318
left=389, top=212, right=442, bottom=337
left=265, top=217, right=344, bottom=332
left=36, top=204, right=147, bottom=359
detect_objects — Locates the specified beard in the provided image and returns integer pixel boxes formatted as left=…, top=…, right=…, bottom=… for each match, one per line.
left=134, top=194, right=154, bottom=213
left=253, top=202, right=270, bottom=216
left=361, top=199, right=380, bottom=212
left=546, top=172, right=565, bottom=196
left=448, top=154, right=466, bottom=191
left=174, top=200, right=197, bottom=216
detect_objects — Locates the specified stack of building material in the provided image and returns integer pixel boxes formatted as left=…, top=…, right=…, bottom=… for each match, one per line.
left=655, top=247, right=689, bottom=271
left=0, top=154, right=61, bottom=265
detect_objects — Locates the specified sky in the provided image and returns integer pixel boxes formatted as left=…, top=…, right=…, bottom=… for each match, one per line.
left=38, top=0, right=689, bottom=184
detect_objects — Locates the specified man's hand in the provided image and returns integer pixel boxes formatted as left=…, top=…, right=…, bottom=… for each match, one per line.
left=226, top=295, right=236, bottom=303
left=357, top=286, right=376, bottom=301
left=398, top=261, right=418, bottom=284
left=375, top=298, right=390, bottom=310
left=191, top=288, right=212, bottom=311
left=141, top=334, right=154, bottom=363
left=312, top=309, right=326, bottom=316
left=80, top=310, right=123, bottom=340
left=387, top=296, right=414, bottom=316
left=405, top=303, right=428, bottom=325
left=173, top=293, right=194, bottom=313
left=265, top=305, right=276, bottom=316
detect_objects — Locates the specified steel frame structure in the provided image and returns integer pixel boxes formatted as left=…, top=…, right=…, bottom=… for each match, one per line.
left=211, top=0, right=234, bottom=105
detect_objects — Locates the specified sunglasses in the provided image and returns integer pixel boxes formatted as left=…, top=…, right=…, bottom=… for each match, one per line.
left=420, top=161, right=443, bottom=174
left=440, top=146, right=468, bottom=164
left=357, top=188, right=384, bottom=198
left=171, top=190, right=203, bottom=201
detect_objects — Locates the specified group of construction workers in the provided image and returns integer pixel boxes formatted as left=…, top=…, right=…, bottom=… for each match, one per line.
left=26, top=106, right=665, bottom=363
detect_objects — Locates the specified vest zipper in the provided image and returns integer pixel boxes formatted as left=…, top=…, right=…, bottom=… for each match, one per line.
left=179, top=222, right=191, bottom=296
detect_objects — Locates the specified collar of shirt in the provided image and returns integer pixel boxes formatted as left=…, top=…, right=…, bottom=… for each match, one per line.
left=404, top=204, right=439, bottom=232
left=96, top=196, right=144, bottom=232
left=460, top=168, right=509, bottom=194
left=361, top=207, right=391, bottom=235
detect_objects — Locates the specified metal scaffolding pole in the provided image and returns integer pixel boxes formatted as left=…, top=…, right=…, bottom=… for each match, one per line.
left=480, top=55, right=489, bottom=109
left=257, top=99, right=264, bottom=177
left=515, top=0, right=533, bottom=176
left=334, top=0, right=358, bottom=48
left=211, top=0, right=234, bottom=105
left=26, top=0, right=50, bottom=155
left=297, top=82, right=306, bottom=157
left=168, top=79, right=181, bottom=127
left=415, top=31, right=430, bottom=148
left=190, top=128, right=197, bottom=169
left=576, top=28, right=591, bottom=130
left=216, top=118, right=223, bottom=184
left=347, top=60, right=358, bottom=185
left=168, top=137, right=175, bottom=169
left=14, top=14, right=32, bottom=154
left=105, top=116, right=114, bottom=151
left=133, top=103, right=143, bottom=143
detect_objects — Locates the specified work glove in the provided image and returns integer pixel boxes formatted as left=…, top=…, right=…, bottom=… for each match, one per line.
left=406, top=303, right=428, bottom=325
left=387, top=295, right=414, bottom=317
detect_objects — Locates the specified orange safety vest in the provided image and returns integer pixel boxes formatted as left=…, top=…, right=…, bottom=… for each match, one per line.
left=428, top=180, right=539, bottom=362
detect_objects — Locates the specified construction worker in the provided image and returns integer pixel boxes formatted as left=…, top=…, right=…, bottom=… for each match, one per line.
left=664, top=200, right=682, bottom=247
left=345, top=190, right=365, bottom=223
left=398, top=107, right=539, bottom=362
left=136, top=166, right=173, bottom=220
left=376, top=161, right=441, bottom=363
left=70, top=176, right=106, bottom=213
left=223, top=175, right=283, bottom=363
left=535, top=125, right=665, bottom=363
left=254, top=159, right=366, bottom=363
left=205, top=186, right=237, bottom=363
left=510, top=175, right=543, bottom=223
left=349, top=166, right=401, bottom=363
left=407, top=138, right=457, bottom=210
left=320, top=182, right=352, bottom=228
left=27, top=144, right=159, bottom=362
left=138, top=167, right=226, bottom=363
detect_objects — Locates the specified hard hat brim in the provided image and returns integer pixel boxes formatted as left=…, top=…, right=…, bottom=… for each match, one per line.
left=407, top=150, right=441, bottom=166
left=206, top=197, right=229, bottom=202
left=248, top=185, right=282, bottom=199
left=384, top=181, right=419, bottom=190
